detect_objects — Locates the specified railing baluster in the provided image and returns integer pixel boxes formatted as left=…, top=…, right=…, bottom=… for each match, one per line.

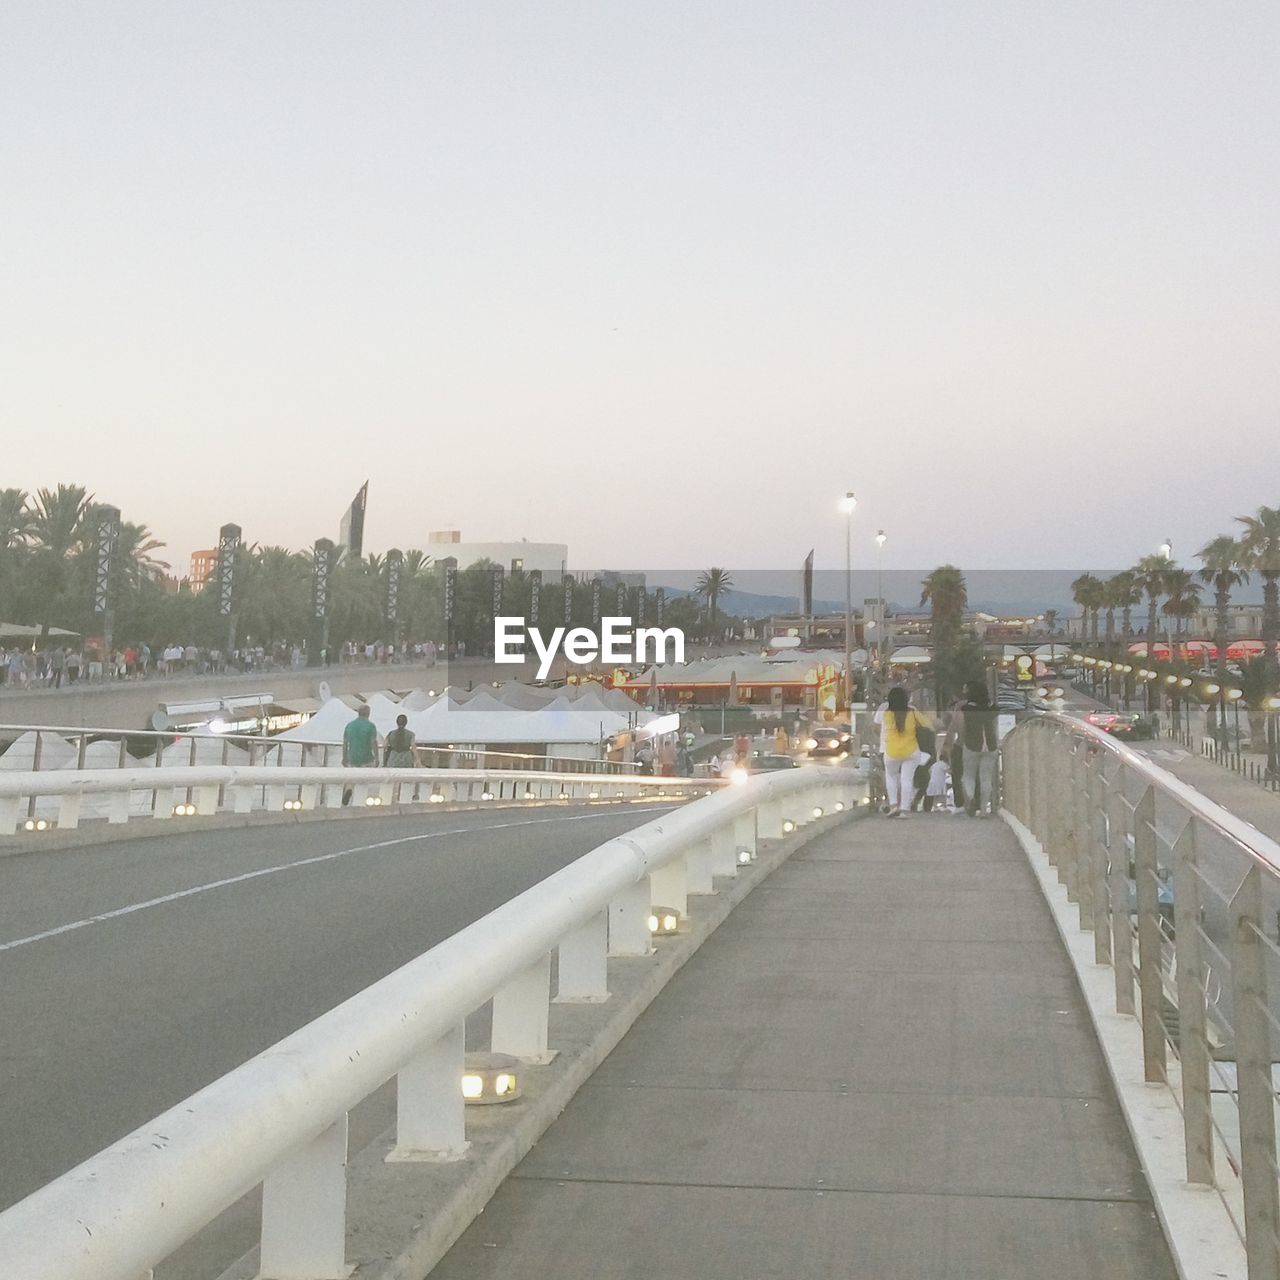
left=1169, top=821, right=1213, bottom=1185
left=556, top=911, right=609, bottom=1003
left=1229, top=865, right=1280, bottom=1280
left=392, top=1023, right=468, bottom=1161
left=1131, top=787, right=1165, bottom=1082
left=259, top=1114, right=351, bottom=1280
left=491, top=953, right=553, bottom=1062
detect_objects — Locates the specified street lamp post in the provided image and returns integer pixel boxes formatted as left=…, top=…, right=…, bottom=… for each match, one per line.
left=840, top=492, right=857, bottom=709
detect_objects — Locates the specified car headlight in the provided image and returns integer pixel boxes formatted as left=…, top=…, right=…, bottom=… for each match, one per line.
left=804, top=737, right=818, bottom=750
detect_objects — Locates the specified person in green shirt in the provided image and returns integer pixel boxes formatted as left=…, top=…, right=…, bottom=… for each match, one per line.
left=341, top=705, right=380, bottom=805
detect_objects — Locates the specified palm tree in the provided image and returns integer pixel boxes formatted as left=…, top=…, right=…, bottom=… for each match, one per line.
left=0, top=488, right=33, bottom=553
left=920, top=565, right=968, bottom=624
left=921, top=566, right=972, bottom=703
left=1071, top=573, right=1105, bottom=644
left=29, top=484, right=94, bottom=638
left=696, top=568, right=734, bottom=636
left=1197, top=536, right=1248, bottom=681
left=1132, top=554, right=1175, bottom=656
left=112, top=522, right=170, bottom=591
left=1043, top=609, right=1058, bottom=635
left=1236, top=505, right=1280, bottom=688
left=1161, top=568, right=1201, bottom=639
left=1106, top=571, right=1140, bottom=655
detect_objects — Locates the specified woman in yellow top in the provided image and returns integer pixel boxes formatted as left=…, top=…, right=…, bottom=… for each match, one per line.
left=879, top=686, right=932, bottom=817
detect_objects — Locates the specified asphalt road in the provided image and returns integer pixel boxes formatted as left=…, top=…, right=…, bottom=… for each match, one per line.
left=0, top=802, right=676, bottom=1221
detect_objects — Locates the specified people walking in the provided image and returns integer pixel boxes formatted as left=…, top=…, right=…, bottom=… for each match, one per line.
left=383, top=714, right=417, bottom=768
left=341, top=705, right=380, bottom=805
left=959, top=681, right=999, bottom=817
left=879, top=686, right=931, bottom=817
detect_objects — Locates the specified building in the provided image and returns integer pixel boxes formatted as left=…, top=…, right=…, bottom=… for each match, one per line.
left=426, top=531, right=568, bottom=576
left=189, top=549, right=218, bottom=593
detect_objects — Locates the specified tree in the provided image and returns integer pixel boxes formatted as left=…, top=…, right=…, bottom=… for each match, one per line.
left=1105, top=571, right=1140, bottom=654
left=1160, top=568, right=1201, bottom=638
left=1132, top=554, right=1175, bottom=653
left=0, top=488, right=33, bottom=553
left=695, top=568, right=734, bottom=636
left=1196, top=535, right=1248, bottom=683
left=1043, top=609, right=1058, bottom=635
left=1070, top=573, right=1104, bottom=644
left=1236, top=505, right=1280, bottom=689
left=921, top=565, right=970, bottom=703
left=29, top=484, right=94, bottom=639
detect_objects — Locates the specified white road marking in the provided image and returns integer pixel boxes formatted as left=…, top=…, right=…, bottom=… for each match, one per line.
left=0, top=808, right=674, bottom=955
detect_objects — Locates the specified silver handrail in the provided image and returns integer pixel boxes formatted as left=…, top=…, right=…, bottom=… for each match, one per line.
left=1003, top=711, right=1280, bottom=1277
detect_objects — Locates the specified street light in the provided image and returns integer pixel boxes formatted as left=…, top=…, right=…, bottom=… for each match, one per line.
left=1159, top=539, right=1173, bottom=559
left=871, top=529, right=887, bottom=702
left=839, top=492, right=857, bottom=708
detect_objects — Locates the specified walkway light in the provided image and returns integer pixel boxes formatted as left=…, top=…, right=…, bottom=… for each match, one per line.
left=364, top=794, right=384, bottom=807
left=648, top=906, right=681, bottom=935
left=1226, top=688, right=1244, bottom=701
left=283, top=798, right=304, bottom=811
left=1097, top=660, right=1112, bottom=670
left=22, top=818, right=51, bottom=832
left=429, top=788, right=445, bottom=803
left=834, top=801, right=845, bottom=812
left=1165, top=675, right=1178, bottom=685
left=737, top=847, right=754, bottom=865
left=1204, top=683, right=1221, bottom=696
left=1071, top=653, right=1083, bottom=661
left=812, top=806, right=824, bottom=818
left=782, top=819, right=796, bottom=834
left=461, top=1052, right=522, bottom=1106
left=481, top=789, right=495, bottom=801
left=588, top=790, right=600, bottom=800
left=1179, top=677, right=1192, bottom=688
left=173, top=802, right=197, bottom=817
left=1265, top=696, right=1280, bottom=711
left=558, top=790, right=569, bottom=799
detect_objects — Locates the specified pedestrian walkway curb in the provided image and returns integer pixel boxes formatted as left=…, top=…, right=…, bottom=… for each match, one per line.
left=212, top=805, right=863, bottom=1280
left=1002, top=808, right=1247, bottom=1280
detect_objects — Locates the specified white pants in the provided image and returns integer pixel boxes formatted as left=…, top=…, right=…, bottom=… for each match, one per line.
left=883, top=754, right=915, bottom=809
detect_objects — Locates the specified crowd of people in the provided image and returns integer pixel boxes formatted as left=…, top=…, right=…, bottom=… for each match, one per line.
left=0, top=636, right=452, bottom=691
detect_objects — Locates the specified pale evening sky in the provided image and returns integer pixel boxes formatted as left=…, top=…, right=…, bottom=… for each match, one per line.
left=2, top=1, right=1278, bottom=574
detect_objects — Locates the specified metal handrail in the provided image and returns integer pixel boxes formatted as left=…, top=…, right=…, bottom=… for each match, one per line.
left=1040, top=711, right=1280, bottom=877
left=0, top=766, right=858, bottom=1280
left=1003, top=711, right=1280, bottom=1277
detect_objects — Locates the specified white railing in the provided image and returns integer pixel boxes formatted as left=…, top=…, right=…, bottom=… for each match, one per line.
left=0, top=765, right=861, bottom=1279
left=1003, top=712, right=1280, bottom=1278
left=0, top=722, right=641, bottom=777
left=0, top=764, right=698, bottom=835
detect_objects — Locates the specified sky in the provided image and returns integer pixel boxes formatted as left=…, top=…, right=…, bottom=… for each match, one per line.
left=3, top=1, right=1278, bottom=575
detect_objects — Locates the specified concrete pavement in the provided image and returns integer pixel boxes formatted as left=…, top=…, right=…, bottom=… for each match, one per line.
left=432, top=811, right=1177, bottom=1280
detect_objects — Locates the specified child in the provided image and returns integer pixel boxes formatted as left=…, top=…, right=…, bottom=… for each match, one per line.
left=926, top=755, right=951, bottom=812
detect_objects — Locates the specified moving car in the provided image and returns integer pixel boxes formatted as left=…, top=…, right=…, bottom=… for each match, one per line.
left=751, top=750, right=800, bottom=772
left=802, top=723, right=851, bottom=757
left=1086, top=711, right=1155, bottom=740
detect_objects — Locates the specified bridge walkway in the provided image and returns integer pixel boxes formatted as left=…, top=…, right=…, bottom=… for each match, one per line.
left=431, top=810, right=1178, bottom=1279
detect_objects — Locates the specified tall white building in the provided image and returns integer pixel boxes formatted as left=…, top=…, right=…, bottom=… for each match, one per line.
left=426, top=530, right=567, bottom=575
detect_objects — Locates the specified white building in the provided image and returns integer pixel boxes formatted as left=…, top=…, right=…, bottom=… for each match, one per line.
left=426, top=531, right=568, bottom=576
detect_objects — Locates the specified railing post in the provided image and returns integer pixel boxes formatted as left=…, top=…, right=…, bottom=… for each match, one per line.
left=710, top=823, right=738, bottom=878
left=1106, top=769, right=1135, bottom=1015
left=107, top=788, right=131, bottom=824
left=259, top=1114, right=351, bottom=1280
left=57, top=792, right=82, bottom=830
left=1169, top=821, right=1214, bottom=1185
left=1230, top=864, right=1280, bottom=1280
left=391, top=1023, right=468, bottom=1161
left=1070, top=744, right=1094, bottom=930
left=649, top=856, right=688, bottom=916
left=608, top=881, right=652, bottom=957
left=556, top=910, right=609, bottom=1002
left=1086, top=752, right=1111, bottom=965
left=1131, top=787, right=1166, bottom=1082
left=491, top=952, right=553, bottom=1062
left=685, top=840, right=716, bottom=895
left=0, top=794, right=21, bottom=834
